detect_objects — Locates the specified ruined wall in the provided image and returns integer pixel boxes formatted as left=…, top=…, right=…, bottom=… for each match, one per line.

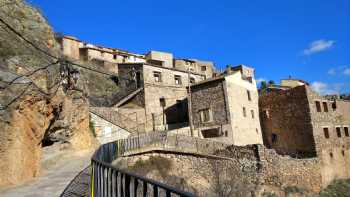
left=259, top=85, right=316, bottom=157
left=61, top=37, right=80, bottom=59
left=306, top=87, right=350, bottom=186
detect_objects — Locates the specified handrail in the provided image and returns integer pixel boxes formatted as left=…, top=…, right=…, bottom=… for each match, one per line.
left=91, top=134, right=198, bottom=197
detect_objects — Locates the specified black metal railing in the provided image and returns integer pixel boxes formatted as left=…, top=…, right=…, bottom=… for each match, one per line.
left=91, top=138, right=197, bottom=197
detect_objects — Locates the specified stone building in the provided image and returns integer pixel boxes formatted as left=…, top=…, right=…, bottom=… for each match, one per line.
left=189, top=65, right=263, bottom=145
left=57, top=35, right=145, bottom=73
left=174, top=58, right=215, bottom=79
left=259, top=79, right=350, bottom=185
left=114, top=62, right=205, bottom=132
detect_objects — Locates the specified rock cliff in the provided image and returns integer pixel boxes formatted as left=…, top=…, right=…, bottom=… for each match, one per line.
left=0, top=0, right=97, bottom=187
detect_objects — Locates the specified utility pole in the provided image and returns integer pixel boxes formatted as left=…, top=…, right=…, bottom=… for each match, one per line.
left=187, top=68, right=194, bottom=137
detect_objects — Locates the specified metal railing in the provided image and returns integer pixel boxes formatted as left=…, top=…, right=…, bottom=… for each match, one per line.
left=91, top=134, right=197, bottom=197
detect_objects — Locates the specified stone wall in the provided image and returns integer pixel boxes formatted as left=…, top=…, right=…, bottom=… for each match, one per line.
left=259, top=85, right=316, bottom=156
left=116, top=142, right=323, bottom=196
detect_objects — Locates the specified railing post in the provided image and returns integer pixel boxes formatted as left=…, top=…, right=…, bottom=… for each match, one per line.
left=153, top=185, right=158, bottom=197
left=143, top=181, right=147, bottom=197
left=125, top=174, right=130, bottom=197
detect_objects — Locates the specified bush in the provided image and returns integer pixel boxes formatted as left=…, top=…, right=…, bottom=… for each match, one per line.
left=320, top=179, right=350, bottom=197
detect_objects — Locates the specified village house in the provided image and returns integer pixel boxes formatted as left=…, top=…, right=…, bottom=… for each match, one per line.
left=189, top=65, right=263, bottom=145
left=259, top=79, right=350, bottom=185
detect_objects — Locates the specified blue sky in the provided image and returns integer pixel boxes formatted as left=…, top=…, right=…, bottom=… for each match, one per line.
left=29, top=0, right=350, bottom=94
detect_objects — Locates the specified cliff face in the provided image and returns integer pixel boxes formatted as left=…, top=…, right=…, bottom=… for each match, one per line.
left=0, top=0, right=97, bottom=187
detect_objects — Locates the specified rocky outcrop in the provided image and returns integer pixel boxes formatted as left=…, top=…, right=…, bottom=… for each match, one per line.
left=0, top=0, right=98, bottom=187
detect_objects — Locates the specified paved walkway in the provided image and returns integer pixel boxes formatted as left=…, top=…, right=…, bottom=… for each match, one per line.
left=1, top=150, right=93, bottom=197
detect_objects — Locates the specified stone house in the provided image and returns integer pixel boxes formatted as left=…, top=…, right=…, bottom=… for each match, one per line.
left=57, top=35, right=145, bottom=73
left=189, top=65, right=263, bottom=145
left=114, top=62, right=205, bottom=132
left=174, top=58, right=215, bottom=79
left=259, top=80, right=350, bottom=185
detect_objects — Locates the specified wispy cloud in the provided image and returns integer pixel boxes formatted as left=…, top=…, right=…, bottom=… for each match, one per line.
left=327, top=65, right=350, bottom=76
left=343, top=68, right=350, bottom=76
left=303, top=39, right=335, bottom=55
left=311, top=81, right=344, bottom=95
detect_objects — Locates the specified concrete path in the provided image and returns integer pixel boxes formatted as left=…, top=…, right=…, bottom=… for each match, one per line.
left=0, top=150, right=93, bottom=197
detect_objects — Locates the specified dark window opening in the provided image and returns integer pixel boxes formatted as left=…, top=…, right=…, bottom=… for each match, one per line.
left=336, top=127, right=342, bottom=138
left=341, top=150, right=345, bottom=157
left=332, top=102, right=337, bottom=111
left=247, top=90, right=251, bottom=101
left=224, top=131, right=228, bottom=137
left=330, top=152, right=333, bottom=158
left=323, top=127, right=330, bottom=139
left=344, top=127, right=349, bottom=137
left=113, top=54, right=117, bottom=59
left=159, top=97, right=166, bottom=107
left=315, top=101, right=321, bottom=112
left=202, top=128, right=220, bottom=138
left=243, top=107, right=247, bottom=117
left=251, top=110, right=254, bottom=119
left=323, top=102, right=328, bottom=112
left=201, top=66, right=207, bottom=71
left=271, top=133, right=278, bottom=143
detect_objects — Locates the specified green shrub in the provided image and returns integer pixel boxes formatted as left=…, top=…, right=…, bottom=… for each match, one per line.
left=320, top=179, right=350, bottom=197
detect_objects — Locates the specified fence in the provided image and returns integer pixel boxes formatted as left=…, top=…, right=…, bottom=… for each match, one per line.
left=91, top=132, right=198, bottom=197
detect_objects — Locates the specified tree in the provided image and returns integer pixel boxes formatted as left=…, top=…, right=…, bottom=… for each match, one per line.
left=268, top=80, right=275, bottom=86
left=260, top=81, right=267, bottom=90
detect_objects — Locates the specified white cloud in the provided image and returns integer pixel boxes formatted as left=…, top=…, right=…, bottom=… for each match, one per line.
left=327, top=66, right=350, bottom=76
left=303, top=39, right=335, bottom=55
left=343, top=68, right=350, bottom=76
left=327, top=68, right=336, bottom=75
left=311, top=81, right=343, bottom=95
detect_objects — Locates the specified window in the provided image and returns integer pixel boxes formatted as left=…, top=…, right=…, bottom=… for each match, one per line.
left=247, top=90, right=251, bottom=101
left=201, top=128, right=220, bottom=138
left=341, top=150, right=345, bottom=157
left=323, top=127, right=330, bottom=139
left=332, top=102, right=337, bottom=111
left=344, top=127, right=349, bottom=137
left=315, top=101, right=321, bottom=112
left=329, top=152, right=333, bottom=158
left=200, top=108, right=211, bottom=123
left=224, top=131, right=228, bottom=137
left=272, top=133, right=278, bottom=143
left=153, top=71, right=162, bottom=82
left=190, top=77, right=195, bottom=84
left=251, top=110, right=254, bottom=119
left=336, top=127, right=341, bottom=138
left=174, top=75, right=182, bottom=85
left=159, top=97, right=166, bottom=107
left=323, top=102, right=328, bottom=112
left=256, top=128, right=259, bottom=133
left=243, top=107, right=247, bottom=117
left=113, top=54, right=117, bottom=60
left=201, top=66, right=207, bottom=71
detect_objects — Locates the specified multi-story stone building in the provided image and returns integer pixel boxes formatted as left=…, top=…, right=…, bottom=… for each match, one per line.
left=259, top=79, right=350, bottom=185
left=189, top=65, right=263, bottom=145
left=174, top=59, right=215, bottom=79
left=114, top=62, right=205, bottom=132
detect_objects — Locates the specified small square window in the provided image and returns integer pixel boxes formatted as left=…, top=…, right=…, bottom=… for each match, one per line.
left=323, top=102, right=328, bottom=112
left=201, top=66, right=207, bottom=71
left=243, top=107, right=247, bottom=117
left=336, top=127, right=341, bottom=138
left=315, top=101, right=321, bottom=112
left=174, top=75, right=182, bottom=85
left=153, top=71, right=162, bottom=82
left=247, top=90, right=251, bottom=101
left=113, top=54, right=117, bottom=59
left=190, top=77, right=195, bottom=84
left=159, top=97, right=166, bottom=107
left=323, top=127, right=330, bottom=139
left=200, top=108, right=211, bottom=123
